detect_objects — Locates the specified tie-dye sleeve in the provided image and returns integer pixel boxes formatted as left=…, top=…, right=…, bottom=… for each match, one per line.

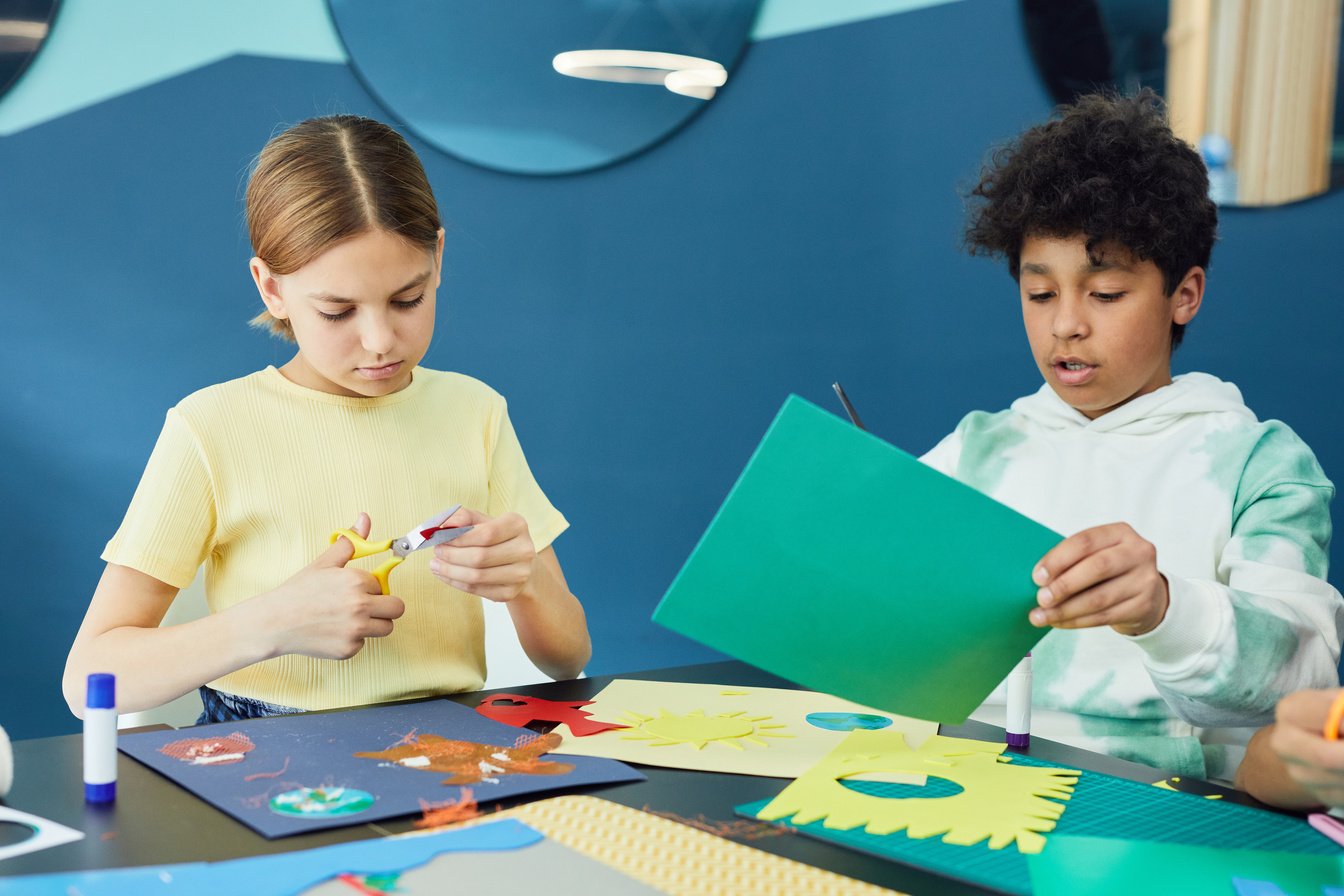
left=1134, top=423, right=1344, bottom=727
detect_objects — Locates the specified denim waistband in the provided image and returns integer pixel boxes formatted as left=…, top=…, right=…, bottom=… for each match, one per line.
left=196, top=685, right=304, bottom=725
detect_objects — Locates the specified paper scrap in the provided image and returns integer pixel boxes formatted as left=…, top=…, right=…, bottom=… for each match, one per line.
left=0, top=806, right=84, bottom=862
left=1028, top=836, right=1344, bottom=896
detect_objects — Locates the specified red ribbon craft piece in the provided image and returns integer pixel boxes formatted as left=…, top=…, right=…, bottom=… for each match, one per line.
left=476, top=694, right=628, bottom=737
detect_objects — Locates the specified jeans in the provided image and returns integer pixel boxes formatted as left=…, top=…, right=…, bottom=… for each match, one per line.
left=195, top=686, right=304, bottom=725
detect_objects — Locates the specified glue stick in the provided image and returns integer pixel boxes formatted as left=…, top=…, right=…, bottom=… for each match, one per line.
left=84, top=673, right=117, bottom=803
left=1005, top=654, right=1031, bottom=749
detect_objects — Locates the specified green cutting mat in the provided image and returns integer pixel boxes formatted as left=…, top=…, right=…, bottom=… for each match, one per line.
left=736, top=753, right=1337, bottom=896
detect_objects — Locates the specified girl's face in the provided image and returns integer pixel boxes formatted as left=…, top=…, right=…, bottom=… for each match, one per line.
left=252, top=227, right=444, bottom=398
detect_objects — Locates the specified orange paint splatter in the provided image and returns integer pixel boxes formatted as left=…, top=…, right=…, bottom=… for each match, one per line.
left=414, top=788, right=482, bottom=828
left=355, top=731, right=573, bottom=785
left=243, top=756, right=290, bottom=782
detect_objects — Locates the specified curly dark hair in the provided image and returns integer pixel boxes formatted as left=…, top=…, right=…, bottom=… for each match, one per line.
left=964, top=89, right=1217, bottom=347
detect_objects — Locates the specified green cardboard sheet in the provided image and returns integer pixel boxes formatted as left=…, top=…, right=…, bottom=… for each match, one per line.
left=736, top=750, right=1337, bottom=896
left=653, top=394, right=1063, bottom=724
left=1028, top=836, right=1344, bottom=896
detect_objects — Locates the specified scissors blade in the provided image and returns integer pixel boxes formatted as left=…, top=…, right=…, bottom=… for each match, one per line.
left=392, top=505, right=470, bottom=556
left=418, top=525, right=473, bottom=552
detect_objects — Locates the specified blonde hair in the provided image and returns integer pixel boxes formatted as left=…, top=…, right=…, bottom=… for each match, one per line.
left=246, top=116, right=441, bottom=341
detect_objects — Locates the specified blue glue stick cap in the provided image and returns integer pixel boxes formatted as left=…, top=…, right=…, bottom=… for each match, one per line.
left=85, top=781, right=116, bottom=802
left=87, top=673, right=115, bottom=709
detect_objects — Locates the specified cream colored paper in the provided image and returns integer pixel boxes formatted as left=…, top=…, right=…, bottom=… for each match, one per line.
left=492, top=796, right=905, bottom=896
left=550, top=679, right=936, bottom=778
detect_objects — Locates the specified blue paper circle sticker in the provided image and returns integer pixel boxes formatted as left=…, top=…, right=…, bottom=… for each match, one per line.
left=805, top=712, right=894, bottom=732
left=269, top=786, right=374, bottom=818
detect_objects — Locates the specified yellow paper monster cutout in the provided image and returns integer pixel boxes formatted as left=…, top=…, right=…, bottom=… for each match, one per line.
left=756, top=730, right=1079, bottom=854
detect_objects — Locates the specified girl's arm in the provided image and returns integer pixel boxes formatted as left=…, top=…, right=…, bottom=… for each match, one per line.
left=64, top=515, right=405, bottom=717
left=431, top=509, right=591, bottom=680
left=63, top=564, right=273, bottom=717
left=506, top=547, right=591, bottom=680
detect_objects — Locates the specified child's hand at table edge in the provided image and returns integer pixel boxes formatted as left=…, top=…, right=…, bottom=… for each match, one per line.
left=1266, top=689, right=1344, bottom=809
left=429, top=507, right=538, bottom=603
left=252, top=511, right=405, bottom=661
left=1028, top=522, right=1170, bottom=636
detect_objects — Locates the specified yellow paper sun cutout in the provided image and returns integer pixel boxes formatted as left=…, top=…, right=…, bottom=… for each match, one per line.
left=618, top=709, right=793, bottom=750
left=757, top=731, right=1079, bottom=853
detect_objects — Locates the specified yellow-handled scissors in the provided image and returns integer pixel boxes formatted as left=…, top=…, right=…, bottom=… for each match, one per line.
left=329, top=505, right=474, bottom=595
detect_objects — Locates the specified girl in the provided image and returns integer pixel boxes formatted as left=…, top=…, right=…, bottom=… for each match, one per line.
left=63, top=116, right=590, bottom=723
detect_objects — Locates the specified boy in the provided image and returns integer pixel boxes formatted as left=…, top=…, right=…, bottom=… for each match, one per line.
left=922, top=90, right=1343, bottom=781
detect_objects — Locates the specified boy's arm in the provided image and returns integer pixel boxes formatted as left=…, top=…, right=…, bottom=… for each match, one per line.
left=1141, top=473, right=1342, bottom=726
left=1033, top=476, right=1343, bottom=727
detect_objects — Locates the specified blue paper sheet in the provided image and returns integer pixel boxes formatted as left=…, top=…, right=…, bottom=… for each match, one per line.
left=118, top=699, right=643, bottom=838
left=0, top=820, right=543, bottom=895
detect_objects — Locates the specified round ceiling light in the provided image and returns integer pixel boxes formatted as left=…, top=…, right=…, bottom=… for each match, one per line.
left=553, top=49, right=727, bottom=100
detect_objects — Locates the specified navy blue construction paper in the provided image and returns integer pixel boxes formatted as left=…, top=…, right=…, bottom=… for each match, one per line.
left=119, top=699, right=643, bottom=838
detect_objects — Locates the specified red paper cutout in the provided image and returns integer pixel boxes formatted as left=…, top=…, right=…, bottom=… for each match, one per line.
left=476, top=693, right=629, bottom=737
left=354, top=731, right=574, bottom=785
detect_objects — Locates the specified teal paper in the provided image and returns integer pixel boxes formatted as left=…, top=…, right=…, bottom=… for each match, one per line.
left=654, top=394, right=1063, bottom=723
left=1028, top=836, right=1344, bottom=896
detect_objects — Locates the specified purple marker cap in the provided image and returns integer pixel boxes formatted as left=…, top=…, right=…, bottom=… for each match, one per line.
left=1006, top=732, right=1030, bottom=749
left=87, top=673, right=115, bottom=709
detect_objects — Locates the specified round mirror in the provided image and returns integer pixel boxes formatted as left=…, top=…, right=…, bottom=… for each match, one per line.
left=0, top=0, right=59, bottom=101
left=327, top=0, right=762, bottom=176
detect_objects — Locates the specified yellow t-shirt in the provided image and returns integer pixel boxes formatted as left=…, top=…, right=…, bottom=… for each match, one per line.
left=103, top=366, right=567, bottom=710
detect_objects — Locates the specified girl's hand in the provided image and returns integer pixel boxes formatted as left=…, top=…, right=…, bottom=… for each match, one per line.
left=429, top=507, right=537, bottom=603
left=258, top=512, right=406, bottom=660
left=1028, top=522, right=1170, bottom=636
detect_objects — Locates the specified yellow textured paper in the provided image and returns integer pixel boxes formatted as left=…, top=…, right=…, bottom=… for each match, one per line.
left=551, top=680, right=937, bottom=778
left=492, top=795, right=905, bottom=896
left=756, top=731, right=1079, bottom=854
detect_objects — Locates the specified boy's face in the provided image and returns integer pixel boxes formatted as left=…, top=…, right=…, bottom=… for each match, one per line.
left=254, top=227, right=443, bottom=398
left=1018, top=234, right=1202, bottom=419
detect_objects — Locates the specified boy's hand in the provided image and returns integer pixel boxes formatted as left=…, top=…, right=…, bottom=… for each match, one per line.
left=259, top=512, right=406, bottom=660
left=1029, top=522, right=1169, bottom=635
left=1270, top=689, right=1344, bottom=808
left=430, top=507, right=537, bottom=603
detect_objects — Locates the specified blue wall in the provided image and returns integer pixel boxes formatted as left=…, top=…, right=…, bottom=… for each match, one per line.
left=3, top=0, right=1342, bottom=739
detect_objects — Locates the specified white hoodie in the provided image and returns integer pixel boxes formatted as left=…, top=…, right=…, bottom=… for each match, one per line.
left=923, top=372, right=1343, bottom=780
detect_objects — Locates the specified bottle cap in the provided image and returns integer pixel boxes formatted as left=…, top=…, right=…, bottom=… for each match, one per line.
left=86, top=673, right=115, bottom=710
